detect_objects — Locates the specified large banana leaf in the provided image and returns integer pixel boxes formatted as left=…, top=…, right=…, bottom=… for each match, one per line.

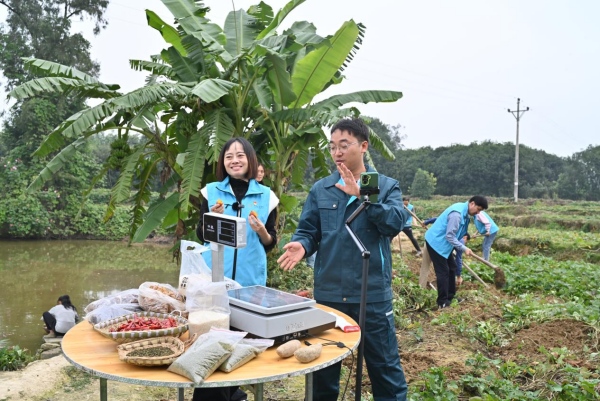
left=256, top=0, right=305, bottom=40
left=130, top=158, right=156, bottom=242
left=368, top=128, right=395, bottom=160
left=27, top=137, right=89, bottom=192
left=105, top=146, right=145, bottom=221
left=163, top=47, right=198, bottom=82
left=161, top=0, right=225, bottom=50
left=203, top=109, right=236, bottom=163
left=190, top=79, right=237, bottom=103
left=179, top=128, right=209, bottom=215
left=8, top=77, right=120, bottom=101
left=35, top=103, right=118, bottom=157
left=129, top=60, right=174, bottom=78
left=131, top=192, right=180, bottom=243
left=22, top=58, right=116, bottom=87
left=35, top=83, right=190, bottom=157
left=146, top=10, right=187, bottom=56
left=265, top=54, right=296, bottom=107
left=224, top=8, right=261, bottom=57
left=314, top=90, right=403, bottom=111
left=290, top=20, right=360, bottom=107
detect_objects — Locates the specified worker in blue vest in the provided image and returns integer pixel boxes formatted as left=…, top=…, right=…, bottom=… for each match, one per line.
left=473, top=210, right=499, bottom=261
left=424, top=196, right=488, bottom=309
left=402, top=197, right=423, bottom=257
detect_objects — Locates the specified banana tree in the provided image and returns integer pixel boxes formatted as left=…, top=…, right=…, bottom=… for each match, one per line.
left=9, top=0, right=402, bottom=243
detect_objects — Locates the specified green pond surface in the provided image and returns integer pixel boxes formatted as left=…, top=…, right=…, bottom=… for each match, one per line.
left=0, top=240, right=179, bottom=353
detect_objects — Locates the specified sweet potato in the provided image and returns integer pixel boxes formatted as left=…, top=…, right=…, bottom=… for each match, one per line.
left=294, top=344, right=322, bottom=363
left=276, top=339, right=301, bottom=358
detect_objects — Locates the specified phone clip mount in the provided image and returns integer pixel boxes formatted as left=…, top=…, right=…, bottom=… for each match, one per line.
left=359, top=187, right=380, bottom=204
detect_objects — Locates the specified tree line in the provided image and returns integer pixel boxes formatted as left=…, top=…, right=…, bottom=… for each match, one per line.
left=366, top=118, right=600, bottom=201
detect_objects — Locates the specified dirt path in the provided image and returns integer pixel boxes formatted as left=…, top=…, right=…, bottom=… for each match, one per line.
left=0, top=356, right=70, bottom=400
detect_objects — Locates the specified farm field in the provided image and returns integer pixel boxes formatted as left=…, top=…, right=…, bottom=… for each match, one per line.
left=386, top=197, right=599, bottom=400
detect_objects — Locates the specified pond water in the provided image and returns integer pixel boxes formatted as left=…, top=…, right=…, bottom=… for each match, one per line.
left=0, top=240, right=179, bottom=353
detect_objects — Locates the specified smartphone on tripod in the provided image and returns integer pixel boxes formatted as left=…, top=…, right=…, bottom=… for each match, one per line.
left=359, top=172, right=379, bottom=203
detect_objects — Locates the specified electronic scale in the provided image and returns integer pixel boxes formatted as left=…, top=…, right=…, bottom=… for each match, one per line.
left=228, top=285, right=336, bottom=343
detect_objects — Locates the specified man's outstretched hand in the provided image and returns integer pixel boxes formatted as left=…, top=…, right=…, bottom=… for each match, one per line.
left=277, top=241, right=306, bottom=271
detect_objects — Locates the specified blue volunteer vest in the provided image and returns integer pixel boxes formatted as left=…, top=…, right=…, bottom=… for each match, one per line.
left=424, top=202, right=470, bottom=258
left=473, top=211, right=499, bottom=235
left=202, top=177, right=272, bottom=287
left=405, top=204, right=414, bottom=226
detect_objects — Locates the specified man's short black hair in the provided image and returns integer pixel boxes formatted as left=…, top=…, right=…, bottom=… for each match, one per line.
left=469, top=195, right=488, bottom=210
left=331, top=118, right=369, bottom=143
left=403, top=197, right=410, bottom=202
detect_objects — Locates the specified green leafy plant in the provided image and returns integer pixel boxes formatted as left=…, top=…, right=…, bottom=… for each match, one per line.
left=0, top=341, right=34, bottom=371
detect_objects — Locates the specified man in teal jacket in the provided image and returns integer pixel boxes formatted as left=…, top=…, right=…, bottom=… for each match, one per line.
left=278, top=118, right=409, bottom=401
left=424, top=196, right=488, bottom=308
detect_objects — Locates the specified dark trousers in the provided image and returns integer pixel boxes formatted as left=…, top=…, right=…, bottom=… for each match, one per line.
left=192, top=386, right=244, bottom=401
left=401, top=226, right=421, bottom=252
left=42, top=312, right=66, bottom=336
left=426, top=241, right=457, bottom=307
left=313, top=300, right=407, bottom=401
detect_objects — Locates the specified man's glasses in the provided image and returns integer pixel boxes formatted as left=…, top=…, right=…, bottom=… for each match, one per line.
left=328, top=141, right=359, bottom=154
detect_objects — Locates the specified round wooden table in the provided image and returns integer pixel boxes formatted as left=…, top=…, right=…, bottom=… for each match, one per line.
left=61, top=304, right=360, bottom=401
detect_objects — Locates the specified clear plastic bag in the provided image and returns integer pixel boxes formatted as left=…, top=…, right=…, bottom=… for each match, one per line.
left=84, top=289, right=139, bottom=314
left=178, top=240, right=242, bottom=296
left=84, top=303, right=143, bottom=324
left=185, top=279, right=231, bottom=336
left=138, top=282, right=185, bottom=314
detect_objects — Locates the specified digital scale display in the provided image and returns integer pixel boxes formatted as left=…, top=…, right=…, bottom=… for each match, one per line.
left=228, top=285, right=316, bottom=315
left=203, top=212, right=246, bottom=248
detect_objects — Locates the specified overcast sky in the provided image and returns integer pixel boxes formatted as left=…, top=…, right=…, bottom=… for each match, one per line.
left=3, top=0, right=599, bottom=157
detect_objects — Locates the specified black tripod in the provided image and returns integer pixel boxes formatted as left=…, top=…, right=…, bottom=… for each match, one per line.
left=344, top=188, right=379, bottom=401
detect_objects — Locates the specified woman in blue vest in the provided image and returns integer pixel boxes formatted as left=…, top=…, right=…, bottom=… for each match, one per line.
left=473, top=210, right=499, bottom=261
left=194, top=138, right=278, bottom=401
left=195, top=137, right=278, bottom=287
left=424, top=196, right=488, bottom=309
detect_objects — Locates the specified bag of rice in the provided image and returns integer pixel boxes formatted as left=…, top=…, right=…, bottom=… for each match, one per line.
left=185, top=280, right=231, bottom=336
left=167, top=328, right=245, bottom=384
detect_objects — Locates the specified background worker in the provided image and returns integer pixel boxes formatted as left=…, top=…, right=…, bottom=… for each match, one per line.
left=424, top=196, right=488, bottom=308
left=473, top=210, right=499, bottom=261
left=402, top=197, right=423, bottom=257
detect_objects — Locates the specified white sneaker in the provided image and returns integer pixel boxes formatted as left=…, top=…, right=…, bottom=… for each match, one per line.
left=416, top=251, right=422, bottom=257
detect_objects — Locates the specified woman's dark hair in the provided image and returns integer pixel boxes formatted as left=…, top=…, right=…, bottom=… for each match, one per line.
left=216, top=137, right=259, bottom=181
left=59, top=295, right=77, bottom=311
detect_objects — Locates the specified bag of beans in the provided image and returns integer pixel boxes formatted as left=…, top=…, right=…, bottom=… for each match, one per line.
left=167, top=328, right=245, bottom=384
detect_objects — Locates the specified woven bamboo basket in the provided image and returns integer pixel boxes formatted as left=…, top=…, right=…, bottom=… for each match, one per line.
left=93, top=311, right=188, bottom=344
left=117, top=335, right=194, bottom=366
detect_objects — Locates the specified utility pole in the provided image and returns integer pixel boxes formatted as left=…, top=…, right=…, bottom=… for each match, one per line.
left=508, top=98, right=529, bottom=202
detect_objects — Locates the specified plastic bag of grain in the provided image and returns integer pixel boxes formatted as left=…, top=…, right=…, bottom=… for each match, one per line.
left=167, top=328, right=245, bottom=384
left=219, top=338, right=274, bottom=373
left=185, top=279, right=230, bottom=336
